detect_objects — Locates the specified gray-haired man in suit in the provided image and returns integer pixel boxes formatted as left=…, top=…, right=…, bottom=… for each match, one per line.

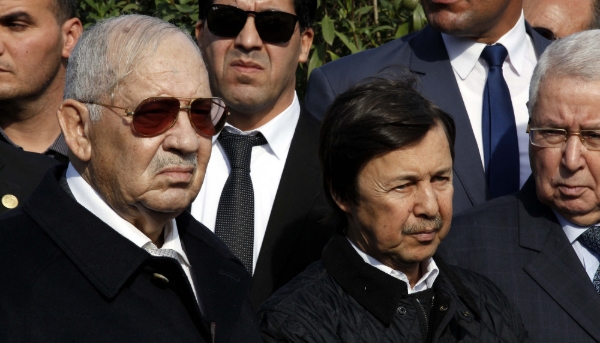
left=440, top=30, right=600, bottom=343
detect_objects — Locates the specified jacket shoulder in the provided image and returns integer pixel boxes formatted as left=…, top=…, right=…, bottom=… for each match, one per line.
left=316, top=30, right=418, bottom=81
left=258, top=261, right=341, bottom=342
left=443, top=265, right=530, bottom=341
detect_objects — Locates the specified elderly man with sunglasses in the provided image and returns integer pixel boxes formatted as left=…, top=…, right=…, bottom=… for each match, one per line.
left=193, top=0, right=335, bottom=309
left=439, top=30, right=600, bottom=343
left=0, top=14, right=262, bottom=343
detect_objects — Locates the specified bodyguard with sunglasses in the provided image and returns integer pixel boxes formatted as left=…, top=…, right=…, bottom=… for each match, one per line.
left=0, top=15, right=262, bottom=343
left=193, top=0, right=335, bottom=309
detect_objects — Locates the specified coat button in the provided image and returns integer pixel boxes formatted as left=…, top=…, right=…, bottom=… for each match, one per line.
left=2, top=194, right=18, bottom=209
left=463, top=310, right=470, bottom=316
left=153, top=273, right=169, bottom=284
left=397, top=306, right=407, bottom=316
left=439, top=305, right=448, bottom=311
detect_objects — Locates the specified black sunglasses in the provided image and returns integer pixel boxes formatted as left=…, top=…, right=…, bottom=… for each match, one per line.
left=206, top=4, right=299, bottom=44
left=83, top=97, right=228, bottom=138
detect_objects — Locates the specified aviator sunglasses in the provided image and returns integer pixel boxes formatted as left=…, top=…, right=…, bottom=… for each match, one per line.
left=206, top=4, right=299, bottom=44
left=83, top=97, right=228, bottom=137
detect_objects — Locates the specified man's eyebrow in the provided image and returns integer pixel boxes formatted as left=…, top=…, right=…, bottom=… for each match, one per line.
left=0, top=11, right=34, bottom=23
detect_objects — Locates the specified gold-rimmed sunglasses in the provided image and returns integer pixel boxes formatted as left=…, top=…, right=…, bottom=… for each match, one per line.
left=82, top=97, right=228, bottom=137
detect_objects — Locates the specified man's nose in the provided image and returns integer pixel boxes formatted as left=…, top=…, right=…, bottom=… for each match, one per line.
left=162, top=110, right=202, bottom=155
left=234, top=15, right=264, bottom=50
left=413, top=183, right=440, bottom=219
left=561, top=134, right=585, bottom=172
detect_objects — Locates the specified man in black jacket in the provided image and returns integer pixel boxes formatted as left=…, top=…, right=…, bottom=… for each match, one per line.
left=259, top=76, right=530, bottom=342
left=193, top=0, right=334, bottom=308
left=0, top=15, right=261, bottom=343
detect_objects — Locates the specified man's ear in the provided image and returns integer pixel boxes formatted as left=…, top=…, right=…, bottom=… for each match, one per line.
left=58, top=100, right=93, bottom=162
left=332, top=192, right=352, bottom=214
left=298, top=27, right=314, bottom=63
left=195, top=20, right=204, bottom=47
left=61, top=17, right=83, bottom=59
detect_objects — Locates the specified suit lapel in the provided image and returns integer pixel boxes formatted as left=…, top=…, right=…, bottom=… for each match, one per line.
left=408, top=26, right=487, bottom=207
left=251, top=110, right=321, bottom=295
left=526, top=21, right=552, bottom=57
left=518, top=184, right=600, bottom=341
left=179, top=213, right=251, bottom=343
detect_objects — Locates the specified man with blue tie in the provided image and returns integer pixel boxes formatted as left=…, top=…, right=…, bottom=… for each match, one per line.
left=305, top=0, right=550, bottom=214
left=440, top=30, right=600, bottom=343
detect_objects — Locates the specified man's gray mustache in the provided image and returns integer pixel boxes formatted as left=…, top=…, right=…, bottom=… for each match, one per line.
left=150, top=153, right=197, bottom=173
left=402, top=214, right=444, bottom=235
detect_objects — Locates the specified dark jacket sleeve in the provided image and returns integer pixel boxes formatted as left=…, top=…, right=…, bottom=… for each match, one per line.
left=259, top=308, right=325, bottom=343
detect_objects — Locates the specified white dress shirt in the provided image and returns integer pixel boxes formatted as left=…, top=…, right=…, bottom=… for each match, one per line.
left=553, top=211, right=600, bottom=282
left=191, top=93, right=301, bottom=271
left=348, top=238, right=439, bottom=294
left=442, top=12, right=537, bottom=188
left=65, top=163, right=199, bottom=302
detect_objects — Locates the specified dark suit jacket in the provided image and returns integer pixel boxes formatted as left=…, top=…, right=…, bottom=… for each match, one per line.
left=0, top=140, right=59, bottom=215
left=304, top=25, right=551, bottom=215
left=249, top=110, right=335, bottom=308
left=438, top=177, right=600, bottom=343
left=0, top=165, right=262, bottom=343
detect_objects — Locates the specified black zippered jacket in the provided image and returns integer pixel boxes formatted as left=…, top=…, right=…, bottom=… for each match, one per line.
left=258, top=234, right=531, bottom=343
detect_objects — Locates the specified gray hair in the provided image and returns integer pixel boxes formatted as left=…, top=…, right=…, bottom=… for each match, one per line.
left=529, top=29, right=600, bottom=113
left=64, top=14, right=202, bottom=121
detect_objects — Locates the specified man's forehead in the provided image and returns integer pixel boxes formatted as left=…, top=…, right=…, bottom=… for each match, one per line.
left=0, top=0, right=55, bottom=16
left=216, top=0, right=295, bottom=13
left=533, top=77, right=600, bottom=126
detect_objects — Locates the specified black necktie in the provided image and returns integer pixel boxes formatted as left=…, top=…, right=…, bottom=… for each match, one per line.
left=577, top=226, right=600, bottom=295
left=481, top=44, right=520, bottom=198
left=215, top=130, right=267, bottom=274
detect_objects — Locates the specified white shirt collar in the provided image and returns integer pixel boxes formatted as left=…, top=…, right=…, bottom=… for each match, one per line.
left=442, top=12, right=528, bottom=79
left=211, top=92, right=300, bottom=160
left=65, top=163, right=190, bottom=265
left=552, top=209, right=594, bottom=244
left=347, top=237, right=439, bottom=293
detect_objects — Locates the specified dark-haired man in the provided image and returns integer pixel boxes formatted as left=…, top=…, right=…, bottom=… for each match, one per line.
left=194, top=0, right=335, bottom=308
left=305, top=0, right=550, bottom=215
left=0, top=0, right=82, bottom=213
left=259, top=76, right=530, bottom=343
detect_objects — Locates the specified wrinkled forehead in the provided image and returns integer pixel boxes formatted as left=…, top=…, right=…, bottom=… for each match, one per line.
left=109, top=32, right=210, bottom=102
left=531, top=76, right=600, bottom=128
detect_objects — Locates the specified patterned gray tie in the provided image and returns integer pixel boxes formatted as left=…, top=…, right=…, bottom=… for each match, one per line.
left=577, top=226, right=600, bottom=295
left=215, top=130, right=268, bottom=274
left=144, top=245, right=182, bottom=264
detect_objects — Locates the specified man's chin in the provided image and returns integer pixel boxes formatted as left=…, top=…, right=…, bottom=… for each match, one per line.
left=140, top=194, right=194, bottom=216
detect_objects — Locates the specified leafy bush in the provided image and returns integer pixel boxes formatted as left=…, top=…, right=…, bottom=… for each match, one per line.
left=77, top=0, right=425, bottom=98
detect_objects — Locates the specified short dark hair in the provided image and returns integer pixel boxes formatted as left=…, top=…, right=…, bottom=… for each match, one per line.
left=319, top=75, right=456, bottom=230
left=53, top=0, right=78, bottom=23
left=199, top=0, right=316, bottom=31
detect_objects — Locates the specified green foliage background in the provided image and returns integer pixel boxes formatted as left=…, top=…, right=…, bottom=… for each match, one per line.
left=77, top=0, right=425, bottom=98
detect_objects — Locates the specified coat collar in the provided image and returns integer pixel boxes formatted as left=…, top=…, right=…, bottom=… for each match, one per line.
left=24, top=165, right=254, bottom=342
left=24, top=165, right=149, bottom=299
left=322, top=234, right=480, bottom=325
